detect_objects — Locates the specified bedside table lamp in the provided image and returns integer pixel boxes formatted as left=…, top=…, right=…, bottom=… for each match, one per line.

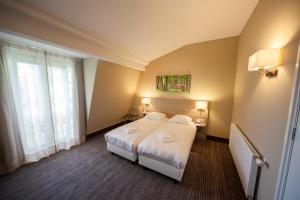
left=196, top=100, right=208, bottom=124
left=141, top=97, right=151, bottom=115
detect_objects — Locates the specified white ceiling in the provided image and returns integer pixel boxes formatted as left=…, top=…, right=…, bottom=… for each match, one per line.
left=20, top=0, right=259, bottom=63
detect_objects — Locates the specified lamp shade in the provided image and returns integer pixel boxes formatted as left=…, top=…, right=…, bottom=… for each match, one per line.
left=141, top=98, right=151, bottom=105
left=196, top=100, right=208, bottom=110
left=248, top=48, right=280, bottom=71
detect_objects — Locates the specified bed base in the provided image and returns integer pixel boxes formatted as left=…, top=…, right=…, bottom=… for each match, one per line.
left=138, top=155, right=186, bottom=181
left=107, top=143, right=137, bottom=162
left=107, top=144, right=187, bottom=181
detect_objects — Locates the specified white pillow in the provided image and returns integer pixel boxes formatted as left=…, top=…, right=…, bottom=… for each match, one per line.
left=168, top=115, right=192, bottom=125
left=145, top=112, right=166, bottom=120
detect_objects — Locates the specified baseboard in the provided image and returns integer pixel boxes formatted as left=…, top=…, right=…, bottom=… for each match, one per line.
left=207, top=135, right=229, bottom=143
left=86, top=121, right=126, bottom=139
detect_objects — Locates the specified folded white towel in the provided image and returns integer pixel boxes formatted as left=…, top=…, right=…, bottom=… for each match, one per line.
left=123, top=125, right=138, bottom=134
left=156, top=130, right=175, bottom=143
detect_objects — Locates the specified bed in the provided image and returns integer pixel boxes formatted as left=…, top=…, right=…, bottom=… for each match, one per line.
left=137, top=117, right=196, bottom=181
left=104, top=113, right=168, bottom=162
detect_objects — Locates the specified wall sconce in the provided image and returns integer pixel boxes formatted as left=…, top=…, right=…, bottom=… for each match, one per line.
left=141, top=97, right=151, bottom=114
left=248, top=48, right=281, bottom=77
left=195, top=100, right=208, bottom=124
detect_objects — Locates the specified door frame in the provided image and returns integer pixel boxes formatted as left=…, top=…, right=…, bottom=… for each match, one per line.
left=275, top=38, right=300, bottom=200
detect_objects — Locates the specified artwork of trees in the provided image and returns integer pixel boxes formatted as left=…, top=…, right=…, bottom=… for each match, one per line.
left=156, top=74, right=191, bottom=92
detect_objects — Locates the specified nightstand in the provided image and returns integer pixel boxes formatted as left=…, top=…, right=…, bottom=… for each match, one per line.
left=123, top=113, right=143, bottom=124
left=122, top=108, right=143, bottom=124
left=194, top=121, right=207, bottom=140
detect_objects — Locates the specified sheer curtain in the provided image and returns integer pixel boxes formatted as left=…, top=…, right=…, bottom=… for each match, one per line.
left=0, top=44, right=85, bottom=173
left=46, top=53, right=85, bottom=150
left=0, top=51, right=24, bottom=174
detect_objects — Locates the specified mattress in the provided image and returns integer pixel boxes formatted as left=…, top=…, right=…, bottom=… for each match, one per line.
left=137, top=121, right=196, bottom=169
left=104, top=117, right=168, bottom=153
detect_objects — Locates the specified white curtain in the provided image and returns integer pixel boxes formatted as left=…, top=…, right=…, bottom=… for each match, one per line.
left=0, top=44, right=85, bottom=173
left=0, top=51, right=24, bottom=174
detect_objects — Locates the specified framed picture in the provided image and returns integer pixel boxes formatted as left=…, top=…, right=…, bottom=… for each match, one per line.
left=156, top=74, right=191, bottom=92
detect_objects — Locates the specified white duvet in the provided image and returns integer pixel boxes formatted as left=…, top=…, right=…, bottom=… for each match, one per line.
left=104, top=117, right=168, bottom=153
left=137, top=121, right=196, bottom=169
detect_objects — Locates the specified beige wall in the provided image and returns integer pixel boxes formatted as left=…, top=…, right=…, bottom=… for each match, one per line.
left=87, top=60, right=141, bottom=133
left=134, top=37, right=238, bottom=138
left=232, top=0, right=300, bottom=199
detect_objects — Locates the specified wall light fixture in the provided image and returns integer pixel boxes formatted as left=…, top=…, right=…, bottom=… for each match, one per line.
left=248, top=48, right=281, bottom=77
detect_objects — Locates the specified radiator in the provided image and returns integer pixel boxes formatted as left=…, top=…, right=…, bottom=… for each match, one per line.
left=229, top=123, right=264, bottom=199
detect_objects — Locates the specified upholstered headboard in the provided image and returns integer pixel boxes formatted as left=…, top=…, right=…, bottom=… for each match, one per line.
left=149, top=98, right=208, bottom=121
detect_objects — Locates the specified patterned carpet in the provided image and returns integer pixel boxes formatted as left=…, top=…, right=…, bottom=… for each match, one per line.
left=0, top=133, right=246, bottom=200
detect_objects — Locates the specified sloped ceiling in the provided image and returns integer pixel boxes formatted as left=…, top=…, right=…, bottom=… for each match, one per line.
left=5, top=0, right=259, bottom=69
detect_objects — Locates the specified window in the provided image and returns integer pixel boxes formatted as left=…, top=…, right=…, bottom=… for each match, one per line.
left=2, top=45, right=83, bottom=162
